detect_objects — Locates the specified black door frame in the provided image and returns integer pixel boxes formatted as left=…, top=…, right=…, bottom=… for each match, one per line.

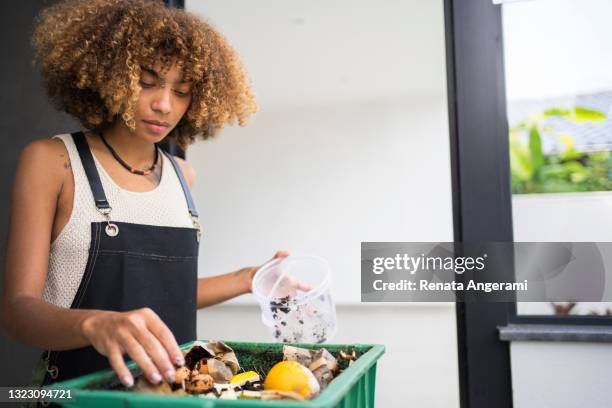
left=444, top=1, right=514, bottom=407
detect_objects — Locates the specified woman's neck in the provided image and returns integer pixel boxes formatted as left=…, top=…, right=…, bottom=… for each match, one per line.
left=100, top=122, right=157, bottom=168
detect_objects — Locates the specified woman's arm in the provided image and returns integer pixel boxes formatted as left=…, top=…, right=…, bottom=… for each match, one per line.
left=0, top=139, right=91, bottom=349
left=196, top=268, right=253, bottom=309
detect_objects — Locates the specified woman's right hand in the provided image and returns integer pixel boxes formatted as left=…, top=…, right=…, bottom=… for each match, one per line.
left=79, top=308, right=185, bottom=388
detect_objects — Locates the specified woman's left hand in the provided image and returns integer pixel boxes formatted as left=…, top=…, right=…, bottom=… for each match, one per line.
left=242, top=250, right=288, bottom=293
left=243, top=251, right=311, bottom=294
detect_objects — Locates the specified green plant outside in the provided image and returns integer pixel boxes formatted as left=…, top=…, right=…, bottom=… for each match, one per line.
left=510, top=106, right=612, bottom=194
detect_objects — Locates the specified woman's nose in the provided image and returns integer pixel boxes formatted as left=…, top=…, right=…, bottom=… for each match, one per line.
left=151, top=89, right=172, bottom=114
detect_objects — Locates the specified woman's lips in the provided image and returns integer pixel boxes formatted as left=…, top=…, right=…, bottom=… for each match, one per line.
left=143, top=120, right=169, bottom=133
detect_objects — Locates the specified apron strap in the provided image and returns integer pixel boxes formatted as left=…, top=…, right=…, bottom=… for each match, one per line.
left=162, top=151, right=199, bottom=218
left=71, top=131, right=111, bottom=210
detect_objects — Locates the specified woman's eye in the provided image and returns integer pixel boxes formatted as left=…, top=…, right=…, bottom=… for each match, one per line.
left=139, top=80, right=190, bottom=97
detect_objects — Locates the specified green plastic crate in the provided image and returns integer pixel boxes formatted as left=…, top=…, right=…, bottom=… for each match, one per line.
left=47, top=340, right=385, bottom=408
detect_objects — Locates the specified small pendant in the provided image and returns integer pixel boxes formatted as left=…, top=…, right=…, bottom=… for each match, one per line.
left=105, top=223, right=119, bottom=237
left=47, top=365, right=58, bottom=379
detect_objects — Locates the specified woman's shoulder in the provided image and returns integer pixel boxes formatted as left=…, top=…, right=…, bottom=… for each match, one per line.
left=21, top=137, right=70, bottom=171
left=23, top=135, right=67, bottom=152
left=16, top=137, right=71, bottom=194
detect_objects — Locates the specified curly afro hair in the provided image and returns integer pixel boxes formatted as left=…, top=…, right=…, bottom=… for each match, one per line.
left=32, top=0, right=257, bottom=148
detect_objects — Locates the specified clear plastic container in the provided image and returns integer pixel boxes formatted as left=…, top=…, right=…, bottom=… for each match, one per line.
left=251, top=255, right=337, bottom=344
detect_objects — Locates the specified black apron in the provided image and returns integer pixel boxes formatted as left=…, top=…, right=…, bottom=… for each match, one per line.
left=40, top=131, right=201, bottom=386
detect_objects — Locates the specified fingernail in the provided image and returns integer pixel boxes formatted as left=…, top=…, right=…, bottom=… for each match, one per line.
left=122, top=375, right=134, bottom=388
left=151, top=371, right=162, bottom=384
left=175, top=356, right=185, bottom=366
left=165, top=369, right=176, bottom=382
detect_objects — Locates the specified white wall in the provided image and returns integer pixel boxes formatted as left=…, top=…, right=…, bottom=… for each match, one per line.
left=512, top=192, right=612, bottom=243
left=186, top=0, right=448, bottom=109
left=510, top=342, right=612, bottom=408
left=184, top=1, right=454, bottom=303
left=189, top=96, right=454, bottom=304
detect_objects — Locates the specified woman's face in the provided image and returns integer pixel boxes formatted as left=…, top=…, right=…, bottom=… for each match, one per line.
left=130, top=59, right=192, bottom=142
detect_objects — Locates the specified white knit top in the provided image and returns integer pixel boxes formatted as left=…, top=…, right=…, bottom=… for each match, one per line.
left=42, top=133, right=196, bottom=308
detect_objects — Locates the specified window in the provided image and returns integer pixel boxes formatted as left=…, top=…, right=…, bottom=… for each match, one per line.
left=502, top=0, right=612, bottom=319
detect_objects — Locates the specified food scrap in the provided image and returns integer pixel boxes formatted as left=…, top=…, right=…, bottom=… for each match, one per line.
left=339, top=348, right=357, bottom=367
left=132, top=341, right=359, bottom=400
left=134, top=340, right=249, bottom=399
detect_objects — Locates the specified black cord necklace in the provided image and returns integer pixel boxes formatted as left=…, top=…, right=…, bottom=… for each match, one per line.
left=98, top=132, right=159, bottom=176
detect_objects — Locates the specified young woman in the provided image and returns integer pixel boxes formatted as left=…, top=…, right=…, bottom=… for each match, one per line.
left=1, top=0, right=287, bottom=388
